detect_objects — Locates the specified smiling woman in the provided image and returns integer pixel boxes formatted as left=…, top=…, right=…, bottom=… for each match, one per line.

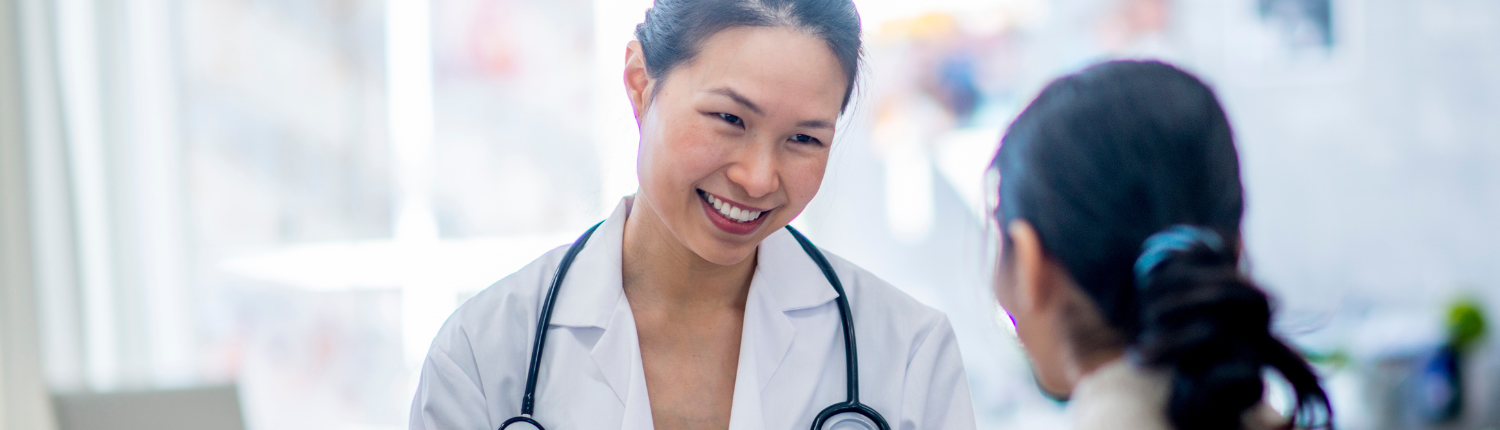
left=409, top=1, right=977, bottom=430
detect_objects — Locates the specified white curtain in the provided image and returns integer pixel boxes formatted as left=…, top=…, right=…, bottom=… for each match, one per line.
left=4, top=0, right=197, bottom=399
left=2, top=0, right=58, bottom=428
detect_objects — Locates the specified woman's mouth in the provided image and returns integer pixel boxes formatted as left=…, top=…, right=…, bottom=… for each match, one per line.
left=698, top=190, right=769, bottom=235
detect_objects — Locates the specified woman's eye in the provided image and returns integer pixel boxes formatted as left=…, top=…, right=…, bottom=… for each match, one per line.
left=718, top=113, right=743, bottom=126
left=790, top=134, right=822, bottom=145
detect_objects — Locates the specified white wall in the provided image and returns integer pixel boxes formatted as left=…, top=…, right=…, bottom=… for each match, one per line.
left=1181, top=0, right=1500, bottom=320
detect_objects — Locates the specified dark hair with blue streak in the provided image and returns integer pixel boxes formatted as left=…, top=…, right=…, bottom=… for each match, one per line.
left=991, top=60, right=1332, bottom=429
left=634, top=0, right=862, bottom=110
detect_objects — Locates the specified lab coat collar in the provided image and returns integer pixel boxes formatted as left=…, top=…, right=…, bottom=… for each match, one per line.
left=753, top=227, right=841, bottom=312
left=546, top=197, right=629, bottom=330
left=544, top=196, right=841, bottom=413
left=547, top=199, right=840, bottom=327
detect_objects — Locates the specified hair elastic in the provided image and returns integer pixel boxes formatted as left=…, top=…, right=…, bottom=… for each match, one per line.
left=1133, top=225, right=1225, bottom=289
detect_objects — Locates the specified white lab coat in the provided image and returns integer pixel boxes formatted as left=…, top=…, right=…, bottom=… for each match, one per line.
left=411, top=198, right=977, bottom=430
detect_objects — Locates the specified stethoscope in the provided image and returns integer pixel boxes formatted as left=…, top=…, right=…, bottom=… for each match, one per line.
left=499, top=223, right=890, bottom=430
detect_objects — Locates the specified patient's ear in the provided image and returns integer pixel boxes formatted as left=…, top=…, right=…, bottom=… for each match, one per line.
left=1005, top=219, right=1081, bottom=398
left=1006, top=220, right=1059, bottom=314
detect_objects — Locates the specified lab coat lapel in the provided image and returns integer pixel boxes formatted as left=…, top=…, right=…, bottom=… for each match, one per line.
left=604, top=293, right=656, bottom=430
left=545, top=198, right=644, bottom=418
left=587, top=292, right=641, bottom=415
left=745, top=261, right=796, bottom=395
left=730, top=229, right=839, bottom=426
left=725, top=269, right=778, bottom=430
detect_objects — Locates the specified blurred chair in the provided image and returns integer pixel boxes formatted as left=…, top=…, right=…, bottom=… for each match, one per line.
left=53, top=385, right=244, bottom=430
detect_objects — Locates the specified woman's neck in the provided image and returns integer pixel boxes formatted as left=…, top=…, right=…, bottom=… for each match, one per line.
left=1067, top=346, right=1126, bottom=388
left=621, top=195, right=755, bottom=313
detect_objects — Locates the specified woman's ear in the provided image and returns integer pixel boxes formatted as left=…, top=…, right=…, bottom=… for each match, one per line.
left=1004, top=219, right=1076, bottom=397
left=624, top=41, right=654, bottom=124
left=1005, top=219, right=1056, bottom=315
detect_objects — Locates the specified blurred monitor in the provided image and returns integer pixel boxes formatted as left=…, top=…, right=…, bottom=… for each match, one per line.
left=53, top=385, right=244, bottom=430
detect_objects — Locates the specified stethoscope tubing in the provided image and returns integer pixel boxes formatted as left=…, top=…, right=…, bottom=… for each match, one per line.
left=785, top=226, right=891, bottom=430
left=518, top=222, right=602, bottom=416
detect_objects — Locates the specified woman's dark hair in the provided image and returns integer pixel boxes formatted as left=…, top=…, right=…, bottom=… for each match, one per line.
left=634, top=0, right=862, bottom=110
left=991, top=60, right=1332, bottom=429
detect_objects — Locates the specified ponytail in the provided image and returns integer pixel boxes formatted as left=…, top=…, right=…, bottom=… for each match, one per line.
left=1134, top=226, right=1331, bottom=429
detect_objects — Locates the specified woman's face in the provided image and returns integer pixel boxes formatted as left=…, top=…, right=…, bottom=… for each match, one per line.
left=626, top=26, right=847, bottom=265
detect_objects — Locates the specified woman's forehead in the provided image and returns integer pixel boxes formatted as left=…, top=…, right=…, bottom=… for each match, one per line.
left=673, top=26, right=847, bottom=115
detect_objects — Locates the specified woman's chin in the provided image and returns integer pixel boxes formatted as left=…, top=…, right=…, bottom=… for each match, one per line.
left=1027, top=361, right=1079, bottom=403
left=1031, top=367, right=1074, bottom=402
left=686, top=214, right=777, bottom=266
left=685, top=228, right=764, bottom=266
left=691, top=242, right=759, bottom=266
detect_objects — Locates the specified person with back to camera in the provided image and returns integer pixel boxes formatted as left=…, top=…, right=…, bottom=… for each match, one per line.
left=987, top=60, right=1334, bottom=430
left=409, top=1, right=978, bottom=429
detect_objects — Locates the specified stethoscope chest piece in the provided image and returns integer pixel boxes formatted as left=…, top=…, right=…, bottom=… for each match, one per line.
left=498, top=415, right=542, bottom=430
left=819, top=416, right=881, bottom=430
left=499, top=223, right=889, bottom=430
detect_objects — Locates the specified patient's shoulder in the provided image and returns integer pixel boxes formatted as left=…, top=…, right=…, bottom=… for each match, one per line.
left=1070, top=360, right=1173, bottom=430
left=1069, top=360, right=1291, bottom=430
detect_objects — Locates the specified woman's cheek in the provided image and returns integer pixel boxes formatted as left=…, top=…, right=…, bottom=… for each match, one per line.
left=665, top=125, right=723, bottom=175
left=636, top=118, right=673, bottom=185
left=786, top=154, right=827, bottom=206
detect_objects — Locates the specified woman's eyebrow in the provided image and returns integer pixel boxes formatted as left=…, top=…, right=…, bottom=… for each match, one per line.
left=798, top=119, right=833, bottom=129
left=711, top=87, right=834, bottom=129
left=709, top=87, right=763, bottom=116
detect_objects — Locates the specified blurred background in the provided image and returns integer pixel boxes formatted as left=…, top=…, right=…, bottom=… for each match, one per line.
left=1, top=0, right=1498, bottom=429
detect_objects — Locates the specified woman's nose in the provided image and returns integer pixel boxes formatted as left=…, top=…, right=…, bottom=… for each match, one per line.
left=725, top=141, right=780, bottom=199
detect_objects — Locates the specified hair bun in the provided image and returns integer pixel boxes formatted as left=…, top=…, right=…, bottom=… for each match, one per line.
left=1133, top=225, right=1227, bottom=289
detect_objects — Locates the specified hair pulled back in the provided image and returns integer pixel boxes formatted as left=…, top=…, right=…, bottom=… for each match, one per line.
left=634, top=0, right=862, bottom=110
left=991, top=60, right=1332, bottom=429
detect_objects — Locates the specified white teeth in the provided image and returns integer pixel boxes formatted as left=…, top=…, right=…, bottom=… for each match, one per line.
left=703, top=192, right=765, bottom=223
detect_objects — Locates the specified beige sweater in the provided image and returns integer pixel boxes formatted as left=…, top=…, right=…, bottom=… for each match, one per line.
left=1069, top=359, right=1288, bottom=430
